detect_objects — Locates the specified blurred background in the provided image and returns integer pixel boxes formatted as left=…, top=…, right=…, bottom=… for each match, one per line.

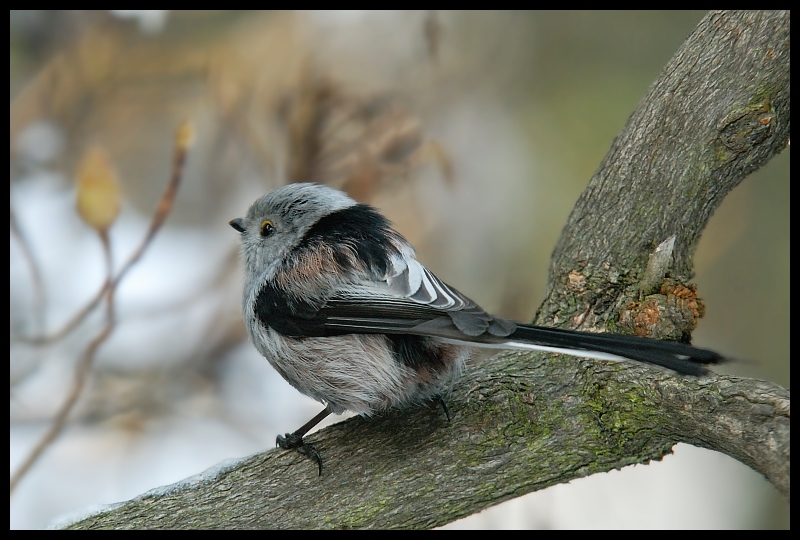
left=10, top=11, right=788, bottom=529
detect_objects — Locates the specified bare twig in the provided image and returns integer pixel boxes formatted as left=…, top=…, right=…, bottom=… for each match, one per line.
left=10, top=206, right=46, bottom=336
left=10, top=121, right=193, bottom=494
left=10, top=238, right=115, bottom=494
left=16, top=121, right=193, bottom=346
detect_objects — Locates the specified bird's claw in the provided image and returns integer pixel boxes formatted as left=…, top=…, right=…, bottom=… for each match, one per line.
left=276, top=433, right=323, bottom=476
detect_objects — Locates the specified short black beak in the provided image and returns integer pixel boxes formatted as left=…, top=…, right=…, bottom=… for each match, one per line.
left=229, top=218, right=246, bottom=233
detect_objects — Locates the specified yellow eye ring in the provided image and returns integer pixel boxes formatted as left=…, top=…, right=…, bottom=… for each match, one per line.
left=260, top=220, right=276, bottom=237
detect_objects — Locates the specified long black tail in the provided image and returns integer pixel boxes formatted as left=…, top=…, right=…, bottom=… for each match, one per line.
left=508, top=324, right=724, bottom=376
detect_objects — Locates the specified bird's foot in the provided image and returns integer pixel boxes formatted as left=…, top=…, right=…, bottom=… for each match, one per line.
left=276, top=433, right=323, bottom=476
left=437, top=395, right=451, bottom=422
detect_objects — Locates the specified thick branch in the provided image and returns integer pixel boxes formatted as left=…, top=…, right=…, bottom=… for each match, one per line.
left=65, top=356, right=789, bottom=529
left=62, top=10, right=790, bottom=529
left=540, top=10, right=790, bottom=327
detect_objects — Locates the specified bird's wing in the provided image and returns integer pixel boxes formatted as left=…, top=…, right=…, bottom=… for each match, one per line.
left=258, top=254, right=516, bottom=340
left=255, top=251, right=723, bottom=375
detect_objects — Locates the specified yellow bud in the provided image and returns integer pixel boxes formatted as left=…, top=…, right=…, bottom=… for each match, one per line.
left=175, top=119, right=195, bottom=152
left=76, top=146, right=120, bottom=232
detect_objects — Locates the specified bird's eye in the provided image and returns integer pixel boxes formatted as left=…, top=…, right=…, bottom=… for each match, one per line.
left=260, top=220, right=276, bottom=237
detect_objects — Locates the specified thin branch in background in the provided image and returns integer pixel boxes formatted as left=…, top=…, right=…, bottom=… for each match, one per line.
left=9, top=239, right=115, bottom=495
left=16, top=121, right=194, bottom=345
left=113, top=120, right=194, bottom=287
left=10, top=206, right=46, bottom=336
left=10, top=120, right=194, bottom=495
left=15, top=145, right=120, bottom=346
left=12, top=122, right=193, bottom=345
left=17, top=275, right=110, bottom=346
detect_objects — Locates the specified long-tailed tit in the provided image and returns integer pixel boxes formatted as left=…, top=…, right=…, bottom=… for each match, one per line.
left=230, top=182, right=723, bottom=474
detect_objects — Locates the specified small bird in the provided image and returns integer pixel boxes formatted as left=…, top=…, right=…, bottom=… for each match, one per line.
left=230, top=182, right=723, bottom=474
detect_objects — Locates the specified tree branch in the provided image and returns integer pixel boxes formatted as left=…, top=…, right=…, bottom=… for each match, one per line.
left=62, top=10, right=790, bottom=529
left=540, top=10, right=790, bottom=327
left=66, top=356, right=789, bottom=529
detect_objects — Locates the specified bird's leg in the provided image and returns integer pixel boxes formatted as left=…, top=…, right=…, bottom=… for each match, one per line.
left=276, top=407, right=332, bottom=475
left=436, top=395, right=451, bottom=422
